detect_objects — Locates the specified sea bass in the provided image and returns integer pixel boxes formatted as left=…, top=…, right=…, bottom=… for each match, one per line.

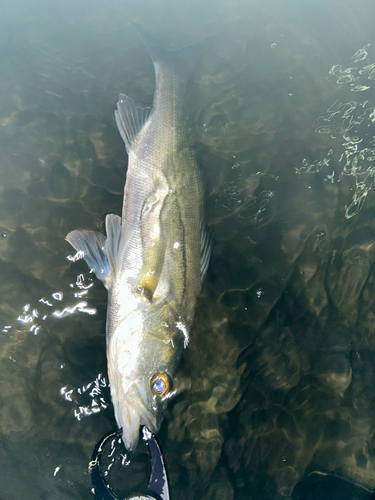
left=66, top=23, right=211, bottom=450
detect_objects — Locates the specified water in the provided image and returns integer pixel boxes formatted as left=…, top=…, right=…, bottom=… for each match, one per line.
left=2, top=0, right=375, bottom=498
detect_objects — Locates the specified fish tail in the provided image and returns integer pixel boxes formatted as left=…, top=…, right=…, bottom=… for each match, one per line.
left=131, top=21, right=201, bottom=82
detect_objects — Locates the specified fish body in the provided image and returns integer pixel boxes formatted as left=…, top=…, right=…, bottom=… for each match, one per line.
left=66, top=24, right=211, bottom=450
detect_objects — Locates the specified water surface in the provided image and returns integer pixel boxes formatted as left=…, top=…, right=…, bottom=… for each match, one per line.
left=2, top=1, right=375, bottom=499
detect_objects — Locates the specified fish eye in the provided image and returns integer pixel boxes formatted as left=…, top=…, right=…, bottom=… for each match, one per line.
left=150, top=371, right=170, bottom=397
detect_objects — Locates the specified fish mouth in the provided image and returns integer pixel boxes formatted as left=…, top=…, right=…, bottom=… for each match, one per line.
left=115, top=401, right=141, bottom=451
left=112, top=381, right=161, bottom=451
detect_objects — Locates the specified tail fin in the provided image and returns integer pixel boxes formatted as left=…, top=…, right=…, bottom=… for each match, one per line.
left=131, top=21, right=201, bottom=81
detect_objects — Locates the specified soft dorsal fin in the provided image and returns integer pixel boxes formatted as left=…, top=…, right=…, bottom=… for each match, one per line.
left=200, top=225, right=213, bottom=282
left=114, top=93, right=151, bottom=153
left=66, top=230, right=111, bottom=289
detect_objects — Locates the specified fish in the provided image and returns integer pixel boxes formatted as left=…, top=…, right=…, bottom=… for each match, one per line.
left=66, top=23, right=211, bottom=450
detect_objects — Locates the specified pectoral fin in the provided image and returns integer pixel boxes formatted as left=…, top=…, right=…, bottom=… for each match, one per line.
left=134, top=186, right=169, bottom=302
left=135, top=240, right=166, bottom=302
left=66, top=230, right=111, bottom=288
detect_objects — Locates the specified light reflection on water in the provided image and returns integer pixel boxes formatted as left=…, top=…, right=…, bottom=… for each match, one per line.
left=3, top=272, right=108, bottom=422
left=2, top=272, right=108, bottom=421
left=60, top=372, right=109, bottom=421
left=299, top=43, right=375, bottom=220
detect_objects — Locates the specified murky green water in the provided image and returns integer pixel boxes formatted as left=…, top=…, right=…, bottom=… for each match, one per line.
left=2, top=1, right=375, bottom=499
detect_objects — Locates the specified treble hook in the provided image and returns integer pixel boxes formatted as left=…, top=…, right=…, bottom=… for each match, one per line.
left=90, top=427, right=170, bottom=500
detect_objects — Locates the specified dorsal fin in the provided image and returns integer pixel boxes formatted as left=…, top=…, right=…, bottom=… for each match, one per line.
left=114, top=93, right=151, bottom=153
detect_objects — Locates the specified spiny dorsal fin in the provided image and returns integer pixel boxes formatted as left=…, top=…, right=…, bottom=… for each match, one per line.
left=114, top=93, right=151, bottom=153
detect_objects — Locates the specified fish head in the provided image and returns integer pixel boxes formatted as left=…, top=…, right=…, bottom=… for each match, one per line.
left=107, top=304, right=185, bottom=450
